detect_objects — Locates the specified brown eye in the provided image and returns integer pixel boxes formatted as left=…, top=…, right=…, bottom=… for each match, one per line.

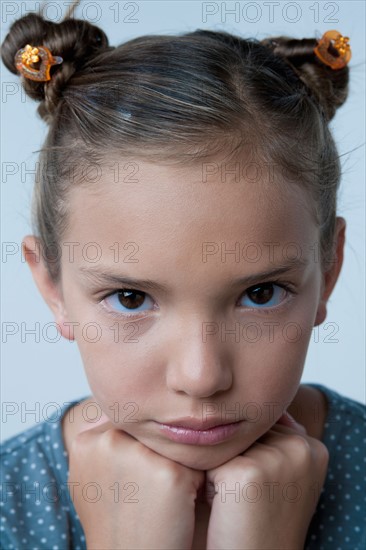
left=116, top=290, right=145, bottom=310
left=103, top=289, right=155, bottom=315
left=240, top=283, right=288, bottom=309
left=247, top=284, right=274, bottom=304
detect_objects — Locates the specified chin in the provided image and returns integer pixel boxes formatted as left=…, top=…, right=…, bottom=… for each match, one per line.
left=146, top=439, right=247, bottom=471
left=173, top=453, right=237, bottom=471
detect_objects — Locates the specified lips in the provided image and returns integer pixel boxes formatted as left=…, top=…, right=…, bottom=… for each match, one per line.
left=156, top=417, right=244, bottom=445
left=159, top=417, right=241, bottom=431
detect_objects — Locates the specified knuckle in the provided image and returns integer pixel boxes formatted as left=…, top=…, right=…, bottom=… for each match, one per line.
left=221, top=458, right=264, bottom=484
left=314, top=439, right=330, bottom=467
left=154, top=462, right=185, bottom=486
left=69, top=426, right=122, bottom=458
left=264, top=445, right=284, bottom=465
left=288, top=434, right=312, bottom=459
left=99, top=427, right=122, bottom=445
left=70, top=429, right=94, bottom=453
left=240, top=462, right=266, bottom=483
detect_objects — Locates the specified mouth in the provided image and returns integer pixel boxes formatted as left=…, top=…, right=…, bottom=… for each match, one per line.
left=155, top=419, right=244, bottom=445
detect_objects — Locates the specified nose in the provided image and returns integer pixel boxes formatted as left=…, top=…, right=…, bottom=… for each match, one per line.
left=165, top=317, right=233, bottom=398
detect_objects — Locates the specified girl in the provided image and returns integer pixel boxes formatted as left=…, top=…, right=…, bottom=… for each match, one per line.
left=1, top=1, right=365, bottom=549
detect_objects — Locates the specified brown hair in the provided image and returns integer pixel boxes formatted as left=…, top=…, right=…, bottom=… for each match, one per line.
left=1, top=0, right=350, bottom=284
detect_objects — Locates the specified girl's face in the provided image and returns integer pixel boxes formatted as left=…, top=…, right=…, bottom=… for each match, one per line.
left=58, top=156, right=324, bottom=470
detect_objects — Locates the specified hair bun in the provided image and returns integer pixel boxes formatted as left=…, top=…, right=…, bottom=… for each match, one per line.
left=261, top=35, right=349, bottom=121
left=0, top=12, right=109, bottom=122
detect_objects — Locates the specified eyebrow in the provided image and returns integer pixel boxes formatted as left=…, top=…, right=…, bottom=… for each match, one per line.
left=78, top=257, right=309, bottom=292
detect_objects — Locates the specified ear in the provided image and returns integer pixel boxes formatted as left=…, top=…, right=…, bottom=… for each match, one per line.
left=22, top=235, right=74, bottom=341
left=314, top=217, right=346, bottom=326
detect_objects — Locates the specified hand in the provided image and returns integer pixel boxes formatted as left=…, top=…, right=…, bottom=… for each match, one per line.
left=67, top=420, right=205, bottom=549
left=204, top=415, right=329, bottom=549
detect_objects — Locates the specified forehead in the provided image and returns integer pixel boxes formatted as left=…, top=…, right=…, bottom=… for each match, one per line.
left=64, top=158, right=317, bottom=265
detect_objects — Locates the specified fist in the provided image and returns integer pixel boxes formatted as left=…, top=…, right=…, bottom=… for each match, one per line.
left=205, top=417, right=329, bottom=549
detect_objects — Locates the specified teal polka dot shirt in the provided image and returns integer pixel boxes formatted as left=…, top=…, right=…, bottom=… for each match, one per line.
left=1, top=384, right=365, bottom=549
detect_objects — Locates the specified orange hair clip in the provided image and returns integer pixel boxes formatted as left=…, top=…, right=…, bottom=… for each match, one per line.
left=313, top=30, right=351, bottom=70
left=14, top=44, right=63, bottom=82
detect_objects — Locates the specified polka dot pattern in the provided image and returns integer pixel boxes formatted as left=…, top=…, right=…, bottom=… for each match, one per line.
left=0, top=385, right=365, bottom=549
left=304, top=384, right=366, bottom=549
left=1, top=396, right=88, bottom=549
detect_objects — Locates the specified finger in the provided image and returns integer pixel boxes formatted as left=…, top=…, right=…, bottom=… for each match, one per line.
left=276, top=411, right=307, bottom=435
left=77, top=418, right=119, bottom=436
left=79, top=414, right=113, bottom=433
left=258, top=423, right=307, bottom=441
left=254, top=424, right=311, bottom=451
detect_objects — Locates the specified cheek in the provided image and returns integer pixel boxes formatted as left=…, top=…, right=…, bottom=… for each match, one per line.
left=233, top=294, right=317, bottom=406
left=237, top=300, right=316, bottom=416
left=75, top=329, right=158, bottom=418
left=62, top=287, right=149, bottom=401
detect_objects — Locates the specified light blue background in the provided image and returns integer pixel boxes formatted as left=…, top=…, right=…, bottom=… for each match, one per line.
left=1, top=0, right=365, bottom=441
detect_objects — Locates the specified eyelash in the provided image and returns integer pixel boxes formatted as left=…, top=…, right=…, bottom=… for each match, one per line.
left=96, top=279, right=297, bottom=320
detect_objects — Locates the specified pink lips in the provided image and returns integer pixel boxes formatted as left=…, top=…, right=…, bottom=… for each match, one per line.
left=155, top=417, right=243, bottom=445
